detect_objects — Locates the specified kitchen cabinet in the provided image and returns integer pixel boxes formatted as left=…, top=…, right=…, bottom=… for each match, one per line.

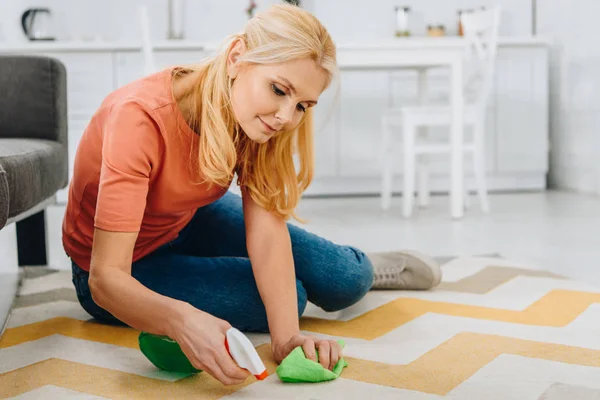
left=1, top=38, right=549, bottom=200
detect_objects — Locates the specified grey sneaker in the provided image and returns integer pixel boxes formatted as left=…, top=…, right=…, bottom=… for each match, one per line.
left=368, top=250, right=442, bottom=290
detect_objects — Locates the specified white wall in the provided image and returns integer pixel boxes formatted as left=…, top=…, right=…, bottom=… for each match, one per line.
left=7, top=0, right=597, bottom=195
left=0, top=0, right=282, bottom=43
left=538, top=0, right=600, bottom=195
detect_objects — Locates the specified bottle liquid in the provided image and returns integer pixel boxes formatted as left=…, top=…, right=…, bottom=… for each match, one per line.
left=394, top=6, right=411, bottom=37
left=139, top=327, right=269, bottom=380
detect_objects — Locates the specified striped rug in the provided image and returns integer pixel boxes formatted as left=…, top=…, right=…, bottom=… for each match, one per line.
left=2, top=256, right=600, bottom=399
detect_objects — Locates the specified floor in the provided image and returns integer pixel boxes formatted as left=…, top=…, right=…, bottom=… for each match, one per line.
left=5, top=236, right=600, bottom=398
left=3, top=189, right=600, bottom=399
left=45, top=190, right=600, bottom=284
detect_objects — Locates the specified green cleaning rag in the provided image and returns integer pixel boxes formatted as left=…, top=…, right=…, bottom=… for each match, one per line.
left=276, top=340, right=348, bottom=383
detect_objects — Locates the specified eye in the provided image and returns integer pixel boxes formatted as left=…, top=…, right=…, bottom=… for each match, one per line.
left=271, top=83, right=285, bottom=96
left=272, top=83, right=306, bottom=112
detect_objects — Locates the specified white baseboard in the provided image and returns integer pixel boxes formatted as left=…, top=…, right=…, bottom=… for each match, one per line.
left=304, top=173, right=547, bottom=196
left=550, top=166, right=599, bottom=196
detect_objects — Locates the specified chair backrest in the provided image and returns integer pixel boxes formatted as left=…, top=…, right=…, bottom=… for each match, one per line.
left=460, top=5, right=501, bottom=109
left=139, top=6, right=157, bottom=75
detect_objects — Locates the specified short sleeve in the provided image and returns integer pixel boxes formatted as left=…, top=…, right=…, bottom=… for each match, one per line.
left=94, top=101, right=163, bottom=232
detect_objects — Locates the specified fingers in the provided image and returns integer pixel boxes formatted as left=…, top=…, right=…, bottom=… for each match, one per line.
left=301, top=337, right=317, bottom=363
left=286, top=335, right=344, bottom=371
left=317, top=340, right=330, bottom=370
left=202, top=359, right=246, bottom=386
left=215, top=346, right=251, bottom=382
left=183, top=344, right=248, bottom=386
left=316, top=340, right=341, bottom=370
left=329, top=341, right=340, bottom=370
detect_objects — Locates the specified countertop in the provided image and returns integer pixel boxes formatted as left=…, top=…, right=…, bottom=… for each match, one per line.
left=0, top=36, right=550, bottom=53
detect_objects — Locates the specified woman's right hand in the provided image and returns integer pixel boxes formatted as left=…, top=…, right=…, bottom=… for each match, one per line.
left=170, top=303, right=251, bottom=386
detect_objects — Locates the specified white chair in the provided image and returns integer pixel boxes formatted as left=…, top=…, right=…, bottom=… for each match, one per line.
left=380, top=6, right=501, bottom=217
left=139, top=6, right=157, bottom=75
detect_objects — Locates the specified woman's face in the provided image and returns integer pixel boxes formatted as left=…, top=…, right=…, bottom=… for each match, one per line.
left=227, top=39, right=328, bottom=144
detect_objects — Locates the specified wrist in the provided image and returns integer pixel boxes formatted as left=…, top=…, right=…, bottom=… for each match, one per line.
left=271, top=329, right=299, bottom=349
left=164, top=300, right=193, bottom=340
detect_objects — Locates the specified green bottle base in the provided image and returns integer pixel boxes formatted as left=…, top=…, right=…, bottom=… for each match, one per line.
left=138, top=332, right=202, bottom=374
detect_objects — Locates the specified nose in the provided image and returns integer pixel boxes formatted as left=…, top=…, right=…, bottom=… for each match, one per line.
left=275, top=103, right=296, bottom=128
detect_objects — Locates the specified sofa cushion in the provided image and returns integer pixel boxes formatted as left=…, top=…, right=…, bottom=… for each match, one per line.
left=0, top=138, right=67, bottom=219
left=0, top=56, right=67, bottom=146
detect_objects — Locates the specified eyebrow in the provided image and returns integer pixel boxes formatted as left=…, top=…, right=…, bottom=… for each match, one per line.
left=277, top=75, right=318, bottom=105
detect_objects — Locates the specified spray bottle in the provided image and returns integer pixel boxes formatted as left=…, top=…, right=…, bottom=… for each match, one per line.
left=139, top=327, right=268, bottom=380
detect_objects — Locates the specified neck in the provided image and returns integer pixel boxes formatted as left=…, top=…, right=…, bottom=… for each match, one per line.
left=173, top=69, right=201, bottom=132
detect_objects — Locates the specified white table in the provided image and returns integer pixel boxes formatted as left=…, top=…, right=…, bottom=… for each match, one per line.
left=337, top=38, right=467, bottom=218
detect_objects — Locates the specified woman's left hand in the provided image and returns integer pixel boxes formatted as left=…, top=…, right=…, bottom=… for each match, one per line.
left=272, top=334, right=342, bottom=370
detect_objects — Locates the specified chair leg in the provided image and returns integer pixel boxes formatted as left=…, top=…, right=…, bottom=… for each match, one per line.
left=416, top=69, right=430, bottom=208
left=16, top=210, right=47, bottom=266
left=417, top=158, right=430, bottom=207
left=380, top=116, right=394, bottom=210
left=463, top=173, right=471, bottom=210
left=402, top=118, right=416, bottom=218
left=473, top=119, right=490, bottom=213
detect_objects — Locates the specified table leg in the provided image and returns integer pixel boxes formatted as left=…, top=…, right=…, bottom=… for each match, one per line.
left=417, top=68, right=430, bottom=207
left=450, top=57, right=464, bottom=219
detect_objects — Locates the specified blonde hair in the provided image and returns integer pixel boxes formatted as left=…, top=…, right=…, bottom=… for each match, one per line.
left=174, top=4, right=337, bottom=221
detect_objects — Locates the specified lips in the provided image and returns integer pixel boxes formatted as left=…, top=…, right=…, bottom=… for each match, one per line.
left=259, top=118, right=277, bottom=133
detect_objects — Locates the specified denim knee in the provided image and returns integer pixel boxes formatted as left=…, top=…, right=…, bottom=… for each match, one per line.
left=320, top=247, right=374, bottom=312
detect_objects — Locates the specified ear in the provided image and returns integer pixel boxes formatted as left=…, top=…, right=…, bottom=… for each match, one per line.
left=227, top=37, right=247, bottom=80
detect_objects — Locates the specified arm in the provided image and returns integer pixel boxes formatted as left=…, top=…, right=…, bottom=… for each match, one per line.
left=242, top=188, right=342, bottom=369
left=89, top=229, right=248, bottom=385
left=88, top=102, right=183, bottom=336
left=241, top=188, right=299, bottom=345
left=88, top=229, right=187, bottom=337
left=84, top=101, right=247, bottom=385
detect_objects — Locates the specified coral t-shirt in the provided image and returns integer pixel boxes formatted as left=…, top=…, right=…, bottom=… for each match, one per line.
left=62, top=68, right=231, bottom=271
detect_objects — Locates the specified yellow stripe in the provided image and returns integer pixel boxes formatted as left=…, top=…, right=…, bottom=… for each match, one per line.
left=301, top=289, right=600, bottom=339
left=0, top=317, right=139, bottom=349
left=0, top=359, right=253, bottom=399
left=0, top=345, right=276, bottom=399
left=3, top=334, right=600, bottom=398
left=3, top=289, right=598, bottom=349
left=344, top=332, right=600, bottom=395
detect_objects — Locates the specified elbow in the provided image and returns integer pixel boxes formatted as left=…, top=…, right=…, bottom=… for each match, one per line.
left=88, top=270, right=107, bottom=307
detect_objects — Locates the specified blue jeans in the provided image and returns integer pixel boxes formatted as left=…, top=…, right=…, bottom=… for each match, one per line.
left=71, top=192, right=374, bottom=333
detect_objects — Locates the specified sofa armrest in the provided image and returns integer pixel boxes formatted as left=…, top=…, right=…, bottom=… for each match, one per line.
left=0, top=164, right=8, bottom=229
left=0, top=55, right=67, bottom=146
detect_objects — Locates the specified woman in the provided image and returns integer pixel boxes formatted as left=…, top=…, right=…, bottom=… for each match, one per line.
left=63, top=4, right=441, bottom=386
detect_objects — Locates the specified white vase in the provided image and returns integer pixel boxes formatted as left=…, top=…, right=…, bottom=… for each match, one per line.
left=167, top=0, right=185, bottom=40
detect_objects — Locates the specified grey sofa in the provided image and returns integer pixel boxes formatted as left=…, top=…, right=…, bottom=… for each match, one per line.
left=0, top=55, right=69, bottom=334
